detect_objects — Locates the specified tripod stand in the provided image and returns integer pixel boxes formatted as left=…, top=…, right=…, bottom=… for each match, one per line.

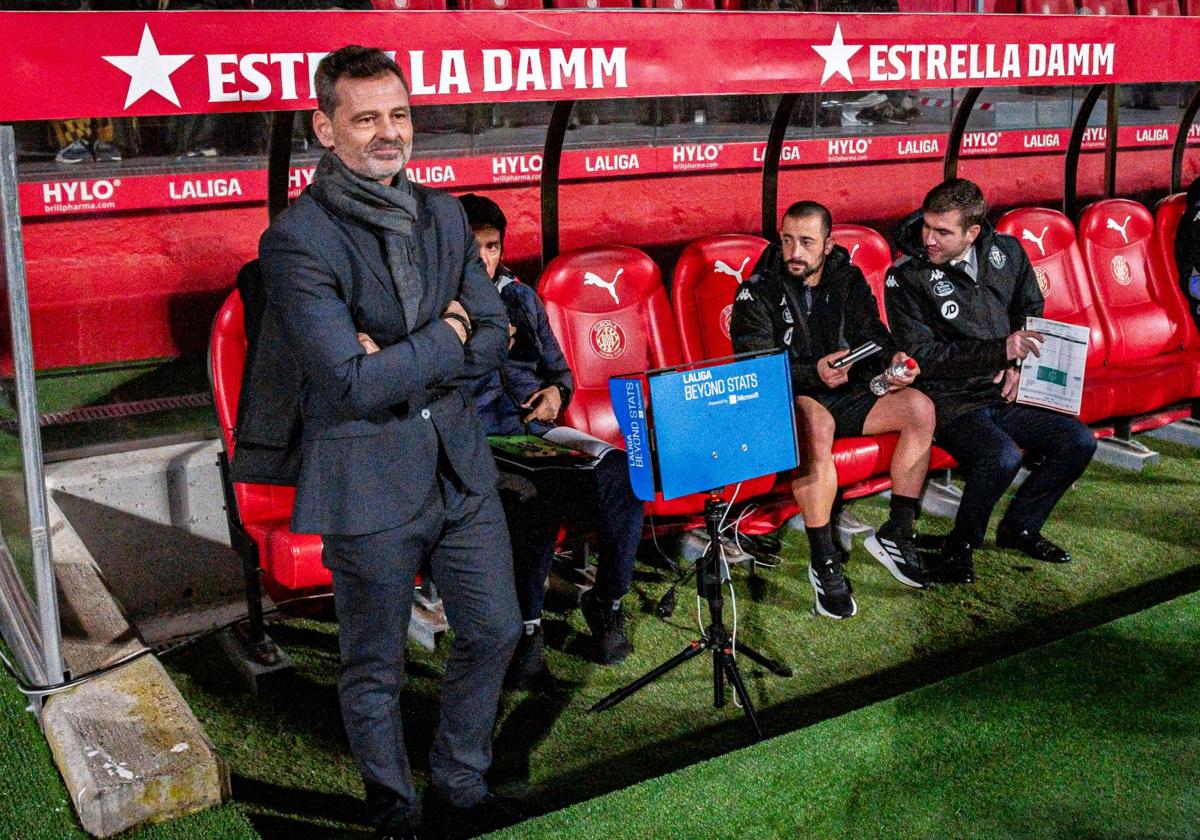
left=590, top=491, right=792, bottom=740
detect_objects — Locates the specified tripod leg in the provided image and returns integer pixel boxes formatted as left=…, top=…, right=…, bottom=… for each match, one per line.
left=713, top=645, right=725, bottom=708
left=590, top=640, right=708, bottom=713
left=729, top=641, right=793, bottom=678
left=723, top=654, right=764, bottom=741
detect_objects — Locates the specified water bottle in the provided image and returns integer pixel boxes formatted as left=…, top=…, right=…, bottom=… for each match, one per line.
left=869, top=358, right=917, bottom=396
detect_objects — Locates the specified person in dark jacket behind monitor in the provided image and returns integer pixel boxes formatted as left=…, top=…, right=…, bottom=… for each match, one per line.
left=459, top=193, right=643, bottom=690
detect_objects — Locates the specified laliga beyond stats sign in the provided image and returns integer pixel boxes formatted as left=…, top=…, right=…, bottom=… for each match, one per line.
left=0, top=11, right=1198, bottom=121
left=609, top=352, right=797, bottom=502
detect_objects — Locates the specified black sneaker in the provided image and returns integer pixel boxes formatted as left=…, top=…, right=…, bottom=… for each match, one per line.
left=808, top=553, right=857, bottom=619
left=996, top=527, right=1071, bottom=563
left=504, top=625, right=548, bottom=691
left=930, top=540, right=977, bottom=584
left=580, top=592, right=633, bottom=665
left=91, top=140, right=121, bottom=162
left=55, top=139, right=91, bottom=164
left=424, top=791, right=525, bottom=840
left=864, top=521, right=926, bottom=589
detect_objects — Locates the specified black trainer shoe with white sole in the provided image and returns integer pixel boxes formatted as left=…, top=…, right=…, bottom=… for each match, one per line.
left=863, top=521, right=926, bottom=589
left=808, top=553, right=857, bottom=619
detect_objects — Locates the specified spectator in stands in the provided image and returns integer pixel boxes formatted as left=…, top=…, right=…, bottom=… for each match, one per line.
left=52, top=117, right=122, bottom=164
left=732, top=201, right=935, bottom=620
left=259, top=46, right=521, bottom=839
left=886, top=178, right=1097, bottom=584
left=458, top=193, right=642, bottom=688
left=1176, top=177, right=1200, bottom=333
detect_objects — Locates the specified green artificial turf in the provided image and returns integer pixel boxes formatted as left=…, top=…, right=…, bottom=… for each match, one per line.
left=157, top=436, right=1200, bottom=838
left=495, top=584, right=1200, bottom=840
left=0, top=662, right=260, bottom=840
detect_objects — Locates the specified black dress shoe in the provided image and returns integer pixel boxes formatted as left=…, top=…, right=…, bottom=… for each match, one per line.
left=424, top=790, right=527, bottom=839
left=996, top=528, right=1071, bottom=563
left=929, top=540, right=977, bottom=584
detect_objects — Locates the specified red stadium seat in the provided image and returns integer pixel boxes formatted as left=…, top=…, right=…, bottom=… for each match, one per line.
left=831, top=224, right=893, bottom=325
left=1186, top=0, right=1200, bottom=12
left=1154, top=193, right=1189, bottom=286
left=673, top=234, right=768, bottom=365
left=369, top=0, right=448, bottom=7
left=651, top=0, right=716, bottom=7
left=539, top=245, right=772, bottom=517
left=1076, top=199, right=1200, bottom=423
left=1020, top=0, right=1075, bottom=12
left=1078, top=0, right=1128, bottom=12
left=209, top=289, right=330, bottom=600
left=1133, top=0, right=1178, bottom=13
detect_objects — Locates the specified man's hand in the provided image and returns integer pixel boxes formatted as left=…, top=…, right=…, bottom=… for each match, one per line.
left=817, top=350, right=851, bottom=389
left=1006, top=329, right=1044, bottom=362
left=993, top=367, right=1021, bottom=402
left=507, top=322, right=517, bottom=350
left=886, top=351, right=920, bottom=391
left=443, top=299, right=470, bottom=344
left=357, top=332, right=380, bottom=355
left=521, top=386, right=563, bottom=423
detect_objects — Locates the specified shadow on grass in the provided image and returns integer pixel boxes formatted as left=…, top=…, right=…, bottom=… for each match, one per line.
left=506, top=561, right=1200, bottom=819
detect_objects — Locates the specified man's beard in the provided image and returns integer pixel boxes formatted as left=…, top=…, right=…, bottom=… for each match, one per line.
left=356, top=138, right=412, bottom=181
left=788, top=256, right=823, bottom=282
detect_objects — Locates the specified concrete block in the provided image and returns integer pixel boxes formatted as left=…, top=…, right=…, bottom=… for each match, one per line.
left=42, top=655, right=229, bottom=838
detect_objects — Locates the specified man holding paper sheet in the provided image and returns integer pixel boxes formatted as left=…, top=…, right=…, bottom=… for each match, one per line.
left=886, top=178, right=1097, bottom=584
left=732, top=201, right=936, bottom=620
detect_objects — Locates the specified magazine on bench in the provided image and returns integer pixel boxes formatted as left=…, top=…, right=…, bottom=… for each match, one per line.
left=488, top=428, right=608, bottom=473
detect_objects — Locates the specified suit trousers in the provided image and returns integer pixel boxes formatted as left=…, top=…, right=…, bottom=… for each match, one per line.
left=935, top=402, right=1097, bottom=547
left=323, top=466, right=522, bottom=825
left=502, top=449, right=643, bottom=620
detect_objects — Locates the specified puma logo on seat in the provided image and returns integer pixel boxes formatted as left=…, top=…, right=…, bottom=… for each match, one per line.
left=1022, top=226, right=1049, bottom=256
left=1107, top=215, right=1132, bottom=244
left=713, top=257, right=751, bottom=283
left=584, top=269, right=623, bottom=304
left=849, top=243, right=861, bottom=262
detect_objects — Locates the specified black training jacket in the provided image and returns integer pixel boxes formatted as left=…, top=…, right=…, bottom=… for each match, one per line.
left=730, top=242, right=896, bottom=397
left=885, top=210, right=1042, bottom=428
left=1175, top=178, right=1200, bottom=333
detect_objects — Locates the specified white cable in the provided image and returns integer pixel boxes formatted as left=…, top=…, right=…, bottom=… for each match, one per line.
left=729, top=579, right=742, bottom=709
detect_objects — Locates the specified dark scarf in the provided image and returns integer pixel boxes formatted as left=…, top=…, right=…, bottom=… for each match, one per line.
left=308, top=151, right=423, bottom=328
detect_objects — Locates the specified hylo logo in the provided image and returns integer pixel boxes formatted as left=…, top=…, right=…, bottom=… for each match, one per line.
left=590, top=319, right=627, bottom=359
left=1110, top=255, right=1132, bottom=286
left=42, top=179, right=119, bottom=204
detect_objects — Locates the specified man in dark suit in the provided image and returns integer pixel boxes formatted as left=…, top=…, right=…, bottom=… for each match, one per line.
left=259, top=46, right=521, bottom=840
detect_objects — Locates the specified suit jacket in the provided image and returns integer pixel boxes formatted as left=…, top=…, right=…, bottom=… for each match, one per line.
left=259, top=182, right=508, bottom=536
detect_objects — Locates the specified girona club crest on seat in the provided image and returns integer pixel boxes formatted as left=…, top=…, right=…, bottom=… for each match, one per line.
left=590, top=319, right=627, bottom=359
left=1110, top=254, right=1132, bottom=286
left=720, top=304, right=733, bottom=338
left=1034, top=265, right=1051, bottom=297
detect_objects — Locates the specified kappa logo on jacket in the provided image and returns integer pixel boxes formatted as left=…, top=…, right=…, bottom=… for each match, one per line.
left=736, top=286, right=753, bottom=302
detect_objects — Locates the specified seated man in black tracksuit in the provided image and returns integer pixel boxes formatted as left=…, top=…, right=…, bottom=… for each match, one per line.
left=459, top=194, right=643, bottom=688
left=732, top=201, right=936, bottom=620
left=885, top=178, right=1098, bottom=583
left=1175, top=177, right=1200, bottom=334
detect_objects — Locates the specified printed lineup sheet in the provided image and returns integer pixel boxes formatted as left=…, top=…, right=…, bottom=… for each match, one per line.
left=1016, top=316, right=1090, bottom=415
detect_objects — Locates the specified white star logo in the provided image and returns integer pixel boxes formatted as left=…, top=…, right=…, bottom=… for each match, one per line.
left=812, top=23, right=862, bottom=85
left=103, top=25, right=194, bottom=110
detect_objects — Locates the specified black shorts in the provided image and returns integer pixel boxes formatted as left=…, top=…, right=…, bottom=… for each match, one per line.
left=810, top=383, right=880, bottom=438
